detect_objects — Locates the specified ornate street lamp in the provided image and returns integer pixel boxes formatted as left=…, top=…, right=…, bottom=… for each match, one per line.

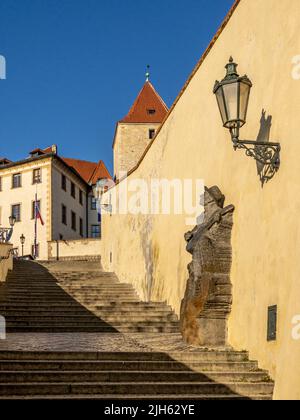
left=93, top=178, right=113, bottom=214
left=213, top=57, right=281, bottom=177
left=9, top=216, right=16, bottom=227
left=20, top=234, right=25, bottom=257
left=0, top=216, right=16, bottom=243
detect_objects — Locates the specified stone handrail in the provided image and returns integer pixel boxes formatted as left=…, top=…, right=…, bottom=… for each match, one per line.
left=0, top=243, right=14, bottom=282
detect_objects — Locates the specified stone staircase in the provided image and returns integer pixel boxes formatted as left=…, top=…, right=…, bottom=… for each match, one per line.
left=0, top=350, right=273, bottom=399
left=0, top=260, right=179, bottom=333
left=0, top=260, right=274, bottom=400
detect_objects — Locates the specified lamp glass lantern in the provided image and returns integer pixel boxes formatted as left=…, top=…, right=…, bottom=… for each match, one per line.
left=213, top=57, right=252, bottom=141
left=20, top=234, right=25, bottom=245
left=9, top=215, right=16, bottom=227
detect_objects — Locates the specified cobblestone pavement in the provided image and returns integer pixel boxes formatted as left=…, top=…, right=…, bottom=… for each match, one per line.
left=0, top=333, right=229, bottom=353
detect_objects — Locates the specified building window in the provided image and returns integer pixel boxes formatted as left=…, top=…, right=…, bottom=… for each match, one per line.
left=33, top=168, right=42, bottom=184
left=91, top=197, right=97, bottom=210
left=79, top=218, right=83, bottom=237
left=71, top=182, right=76, bottom=199
left=0, top=177, right=2, bottom=191
left=149, top=129, right=155, bottom=140
left=12, top=173, right=22, bottom=189
left=59, top=234, right=63, bottom=240
left=31, top=243, right=39, bottom=258
left=79, top=190, right=83, bottom=205
left=71, top=211, right=76, bottom=231
left=31, top=200, right=41, bottom=219
left=147, top=109, right=156, bottom=115
left=11, top=204, right=21, bottom=222
left=61, top=174, right=67, bottom=191
left=91, top=225, right=101, bottom=238
left=62, top=205, right=67, bottom=225
left=267, top=305, right=277, bottom=342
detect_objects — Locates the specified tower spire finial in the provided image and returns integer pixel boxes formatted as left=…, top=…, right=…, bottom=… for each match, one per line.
left=145, top=65, right=150, bottom=82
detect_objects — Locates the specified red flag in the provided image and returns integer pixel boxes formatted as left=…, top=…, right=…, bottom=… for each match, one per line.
left=35, top=200, right=44, bottom=226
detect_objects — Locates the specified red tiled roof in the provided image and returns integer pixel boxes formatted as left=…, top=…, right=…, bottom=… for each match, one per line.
left=120, top=81, right=168, bottom=123
left=29, top=145, right=111, bottom=185
left=43, top=146, right=53, bottom=154
left=62, top=157, right=111, bottom=185
left=89, top=160, right=112, bottom=185
left=29, top=148, right=45, bottom=155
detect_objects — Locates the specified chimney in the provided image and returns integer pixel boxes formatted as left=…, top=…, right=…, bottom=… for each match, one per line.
left=52, top=145, right=58, bottom=155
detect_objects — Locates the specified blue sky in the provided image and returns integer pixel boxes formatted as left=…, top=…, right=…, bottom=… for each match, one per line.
left=0, top=0, right=234, bottom=173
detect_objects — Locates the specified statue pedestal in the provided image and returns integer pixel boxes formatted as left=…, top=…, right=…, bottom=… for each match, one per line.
left=196, top=317, right=228, bottom=347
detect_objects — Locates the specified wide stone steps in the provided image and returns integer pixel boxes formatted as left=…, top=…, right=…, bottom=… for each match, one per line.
left=0, top=352, right=273, bottom=400
left=0, top=261, right=274, bottom=399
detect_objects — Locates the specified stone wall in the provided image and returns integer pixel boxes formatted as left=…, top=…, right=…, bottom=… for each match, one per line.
left=113, top=122, right=161, bottom=177
left=47, top=238, right=101, bottom=261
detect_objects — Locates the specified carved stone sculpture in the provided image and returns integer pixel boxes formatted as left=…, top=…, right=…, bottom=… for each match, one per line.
left=180, top=186, right=234, bottom=346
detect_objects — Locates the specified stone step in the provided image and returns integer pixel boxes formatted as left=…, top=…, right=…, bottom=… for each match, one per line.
left=0, top=394, right=272, bottom=400
left=62, top=293, right=139, bottom=298
left=0, top=305, right=173, bottom=317
left=62, top=289, right=138, bottom=294
left=0, top=360, right=259, bottom=372
left=3, top=293, right=139, bottom=298
left=3, top=285, right=133, bottom=290
left=0, top=370, right=270, bottom=383
left=2, top=288, right=126, bottom=293
left=0, top=303, right=92, bottom=309
left=0, top=302, right=171, bottom=309
left=6, top=327, right=179, bottom=333
left=0, top=351, right=250, bottom=362
left=4, top=315, right=178, bottom=322
left=0, top=382, right=274, bottom=397
left=1, top=298, right=140, bottom=303
left=58, top=278, right=119, bottom=282
left=2, top=289, right=137, bottom=295
left=6, top=317, right=179, bottom=331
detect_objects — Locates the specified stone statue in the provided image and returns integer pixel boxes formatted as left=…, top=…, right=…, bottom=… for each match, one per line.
left=180, top=186, right=234, bottom=346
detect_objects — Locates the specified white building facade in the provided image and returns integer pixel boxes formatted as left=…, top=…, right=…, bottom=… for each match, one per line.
left=0, top=146, right=111, bottom=260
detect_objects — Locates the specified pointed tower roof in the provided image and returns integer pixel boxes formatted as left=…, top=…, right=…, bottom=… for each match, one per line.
left=120, top=81, right=168, bottom=124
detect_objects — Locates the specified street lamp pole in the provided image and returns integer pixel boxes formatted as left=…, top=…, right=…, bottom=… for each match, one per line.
left=20, top=234, right=25, bottom=258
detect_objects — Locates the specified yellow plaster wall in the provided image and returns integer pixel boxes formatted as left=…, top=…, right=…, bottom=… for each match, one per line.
left=101, top=0, right=300, bottom=399
left=48, top=238, right=101, bottom=260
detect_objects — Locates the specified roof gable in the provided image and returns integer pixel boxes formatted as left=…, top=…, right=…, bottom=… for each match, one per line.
left=120, top=81, right=168, bottom=124
left=62, top=157, right=111, bottom=184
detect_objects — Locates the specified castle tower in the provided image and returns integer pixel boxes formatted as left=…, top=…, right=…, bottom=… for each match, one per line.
left=113, top=73, right=168, bottom=179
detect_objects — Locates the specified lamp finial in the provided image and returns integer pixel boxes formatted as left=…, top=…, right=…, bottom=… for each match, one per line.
left=145, top=65, right=150, bottom=82
left=225, top=57, right=239, bottom=79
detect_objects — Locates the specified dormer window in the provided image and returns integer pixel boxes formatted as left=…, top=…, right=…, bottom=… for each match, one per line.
left=149, top=129, right=156, bottom=140
left=29, top=149, right=45, bottom=158
left=147, top=109, right=156, bottom=115
left=0, top=158, right=11, bottom=166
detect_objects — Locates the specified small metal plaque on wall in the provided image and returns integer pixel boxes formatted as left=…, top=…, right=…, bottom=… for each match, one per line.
left=267, top=305, right=277, bottom=341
